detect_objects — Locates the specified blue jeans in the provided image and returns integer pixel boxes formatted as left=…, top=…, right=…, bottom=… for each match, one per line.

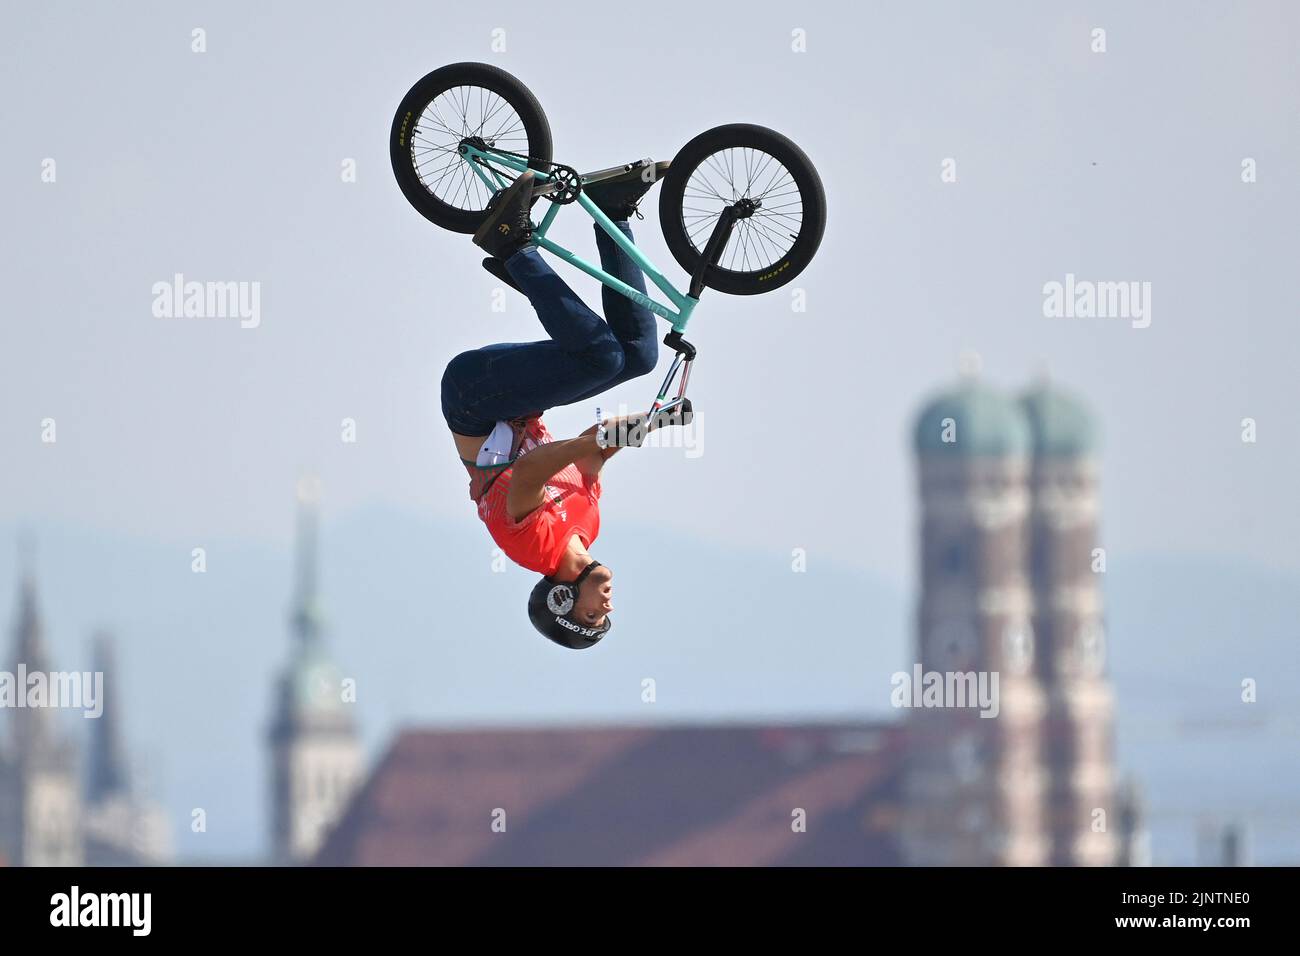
left=441, top=221, right=659, bottom=436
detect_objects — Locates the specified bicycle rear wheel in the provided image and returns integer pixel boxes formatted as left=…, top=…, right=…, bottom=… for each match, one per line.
left=390, top=62, right=553, bottom=233
left=659, top=124, right=825, bottom=295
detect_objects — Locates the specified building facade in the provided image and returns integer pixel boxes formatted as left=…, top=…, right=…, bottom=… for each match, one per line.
left=315, top=723, right=905, bottom=866
left=0, top=569, right=82, bottom=866
left=0, top=560, right=171, bottom=867
left=901, top=374, right=1122, bottom=866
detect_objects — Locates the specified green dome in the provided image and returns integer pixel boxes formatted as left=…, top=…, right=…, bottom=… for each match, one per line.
left=914, top=381, right=1030, bottom=457
left=1020, top=383, right=1097, bottom=456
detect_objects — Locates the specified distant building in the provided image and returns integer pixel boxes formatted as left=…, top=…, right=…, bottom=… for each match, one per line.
left=268, top=481, right=363, bottom=863
left=1115, top=777, right=1150, bottom=866
left=900, top=370, right=1123, bottom=865
left=0, top=558, right=171, bottom=867
left=81, top=633, right=172, bottom=866
left=315, top=724, right=904, bottom=866
left=304, top=374, right=1140, bottom=867
left=0, top=568, right=81, bottom=866
left=901, top=375, right=1048, bottom=865
left=1021, top=382, right=1115, bottom=865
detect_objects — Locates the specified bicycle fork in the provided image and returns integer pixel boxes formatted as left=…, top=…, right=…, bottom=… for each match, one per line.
left=643, top=197, right=753, bottom=425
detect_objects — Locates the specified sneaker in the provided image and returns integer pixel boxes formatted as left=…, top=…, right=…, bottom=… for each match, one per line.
left=583, top=161, right=670, bottom=221
left=473, top=172, right=536, bottom=259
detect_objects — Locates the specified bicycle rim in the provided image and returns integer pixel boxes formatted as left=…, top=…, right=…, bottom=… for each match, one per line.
left=409, top=85, right=531, bottom=211
left=680, top=147, right=805, bottom=274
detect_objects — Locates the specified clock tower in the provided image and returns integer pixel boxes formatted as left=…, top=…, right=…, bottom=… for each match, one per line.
left=268, top=479, right=363, bottom=863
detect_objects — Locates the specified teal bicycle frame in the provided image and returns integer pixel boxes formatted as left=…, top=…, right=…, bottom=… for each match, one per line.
left=459, top=144, right=699, bottom=334
left=458, top=142, right=702, bottom=434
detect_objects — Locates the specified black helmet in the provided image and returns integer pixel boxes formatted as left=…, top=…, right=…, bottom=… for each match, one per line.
left=527, top=561, right=612, bottom=649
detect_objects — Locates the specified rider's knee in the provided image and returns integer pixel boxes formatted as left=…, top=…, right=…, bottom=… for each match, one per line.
left=440, top=352, right=481, bottom=411
left=442, top=351, right=476, bottom=388
left=583, top=344, right=626, bottom=381
left=622, top=339, right=658, bottom=379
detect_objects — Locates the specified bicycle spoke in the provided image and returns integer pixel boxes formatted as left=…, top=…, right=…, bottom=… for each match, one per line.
left=410, top=84, right=530, bottom=210
left=424, top=157, right=467, bottom=194
left=747, top=221, right=783, bottom=265
left=686, top=217, right=718, bottom=243
left=475, top=94, right=514, bottom=140
left=745, top=215, right=791, bottom=253
left=705, top=154, right=735, bottom=199
left=748, top=150, right=778, bottom=191
left=680, top=146, right=804, bottom=269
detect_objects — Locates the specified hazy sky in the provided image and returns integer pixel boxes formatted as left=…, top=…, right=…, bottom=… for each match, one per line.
left=4, top=0, right=1298, bottom=577
left=2, top=1, right=1298, bottom=861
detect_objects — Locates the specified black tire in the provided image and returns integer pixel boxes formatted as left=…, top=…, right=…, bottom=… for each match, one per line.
left=659, top=124, right=826, bottom=295
left=390, top=62, right=553, bottom=234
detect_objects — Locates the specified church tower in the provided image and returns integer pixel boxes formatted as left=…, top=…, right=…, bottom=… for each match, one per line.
left=0, top=556, right=82, bottom=866
left=901, top=369, right=1048, bottom=866
left=82, top=632, right=172, bottom=865
left=268, top=479, right=363, bottom=863
left=86, top=633, right=127, bottom=806
left=1020, top=382, right=1117, bottom=865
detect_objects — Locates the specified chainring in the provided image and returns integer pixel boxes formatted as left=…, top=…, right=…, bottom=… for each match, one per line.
left=541, top=163, right=581, bottom=204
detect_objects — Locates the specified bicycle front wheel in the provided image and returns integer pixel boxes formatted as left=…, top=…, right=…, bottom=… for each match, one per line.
left=659, top=124, right=826, bottom=295
left=390, top=62, right=553, bottom=233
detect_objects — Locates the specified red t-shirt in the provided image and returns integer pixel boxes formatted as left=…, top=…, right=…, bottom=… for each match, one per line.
left=461, top=417, right=601, bottom=577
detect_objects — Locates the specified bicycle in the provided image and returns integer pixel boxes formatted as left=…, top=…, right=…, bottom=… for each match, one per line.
left=390, top=62, right=827, bottom=424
